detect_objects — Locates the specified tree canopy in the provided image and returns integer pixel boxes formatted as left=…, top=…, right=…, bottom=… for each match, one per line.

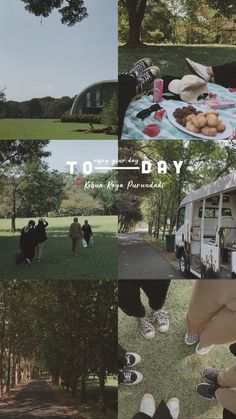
left=21, top=0, right=88, bottom=26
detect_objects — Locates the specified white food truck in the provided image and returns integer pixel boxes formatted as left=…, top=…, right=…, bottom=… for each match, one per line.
left=175, top=172, right=236, bottom=279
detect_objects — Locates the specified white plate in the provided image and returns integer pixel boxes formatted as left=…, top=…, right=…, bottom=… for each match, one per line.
left=166, top=104, right=233, bottom=140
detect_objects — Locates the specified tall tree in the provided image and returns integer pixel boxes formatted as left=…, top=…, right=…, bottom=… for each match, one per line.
left=119, top=0, right=148, bottom=47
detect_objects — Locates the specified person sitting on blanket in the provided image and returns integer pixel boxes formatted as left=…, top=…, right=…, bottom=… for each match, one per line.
left=119, top=58, right=236, bottom=138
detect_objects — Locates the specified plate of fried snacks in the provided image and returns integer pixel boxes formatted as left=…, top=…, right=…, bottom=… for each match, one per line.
left=166, top=104, right=233, bottom=140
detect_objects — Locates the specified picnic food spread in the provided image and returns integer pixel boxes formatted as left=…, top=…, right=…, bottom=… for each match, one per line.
left=173, top=105, right=226, bottom=137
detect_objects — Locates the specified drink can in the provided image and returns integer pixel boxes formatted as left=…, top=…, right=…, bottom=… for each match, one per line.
left=153, top=79, right=163, bottom=103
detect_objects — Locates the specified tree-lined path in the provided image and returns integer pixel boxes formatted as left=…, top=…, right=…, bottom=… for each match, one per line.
left=0, top=380, right=69, bottom=418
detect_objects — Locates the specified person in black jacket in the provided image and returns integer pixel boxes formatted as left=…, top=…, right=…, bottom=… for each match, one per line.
left=20, top=220, right=37, bottom=267
left=35, top=218, right=48, bottom=262
left=82, top=220, right=93, bottom=247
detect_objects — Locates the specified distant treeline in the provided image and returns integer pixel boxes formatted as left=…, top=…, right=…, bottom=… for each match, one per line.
left=1, top=96, right=74, bottom=119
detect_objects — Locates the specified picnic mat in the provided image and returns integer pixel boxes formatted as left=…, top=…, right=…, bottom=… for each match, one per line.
left=122, top=82, right=236, bottom=140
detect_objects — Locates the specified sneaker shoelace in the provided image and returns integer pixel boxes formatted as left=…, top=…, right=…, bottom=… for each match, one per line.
left=153, top=310, right=168, bottom=326
left=125, top=354, right=131, bottom=366
left=139, top=317, right=152, bottom=333
left=138, top=70, right=155, bottom=90
left=186, top=332, right=199, bottom=343
left=132, top=62, right=147, bottom=76
left=123, top=371, right=132, bottom=383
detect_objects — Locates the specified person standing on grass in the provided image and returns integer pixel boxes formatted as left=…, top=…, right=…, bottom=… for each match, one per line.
left=20, top=220, right=37, bottom=267
left=35, top=218, right=48, bottom=262
left=119, top=280, right=170, bottom=340
left=82, top=219, right=93, bottom=247
left=69, top=217, right=83, bottom=254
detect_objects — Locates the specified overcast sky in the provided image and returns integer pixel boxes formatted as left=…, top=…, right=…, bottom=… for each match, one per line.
left=0, top=0, right=117, bottom=101
left=45, top=140, right=118, bottom=173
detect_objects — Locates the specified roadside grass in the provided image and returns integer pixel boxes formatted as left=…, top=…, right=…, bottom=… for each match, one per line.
left=119, top=280, right=235, bottom=419
left=53, top=377, right=117, bottom=419
left=0, top=216, right=117, bottom=280
left=119, top=44, right=236, bottom=77
left=0, top=119, right=116, bottom=140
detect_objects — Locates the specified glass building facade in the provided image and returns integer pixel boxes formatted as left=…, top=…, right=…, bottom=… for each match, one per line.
left=71, top=80, right=117, bottom=115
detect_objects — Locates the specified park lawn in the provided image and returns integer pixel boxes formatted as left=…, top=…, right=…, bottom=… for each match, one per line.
left=54, top=377, right=117, bottom=419
left=0, top=216, right=117, bottom=280
left=0, top=119, right=116, bottom=140
left=119, top=44, right=236, bottom=77
left=119, top=280, right=235, bottom=419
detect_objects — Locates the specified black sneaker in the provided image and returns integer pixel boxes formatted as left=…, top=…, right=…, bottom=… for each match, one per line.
left=129, top=58, right=153, bottom=79
left=125, top=352, right=141, bottom=368
left=196, top=382, right=219, bottom=400
left=202, top=368, right=220, bottom=384
left=136, top=66, right=160, bottom=94
left=119, top=370, right=143, bottom=385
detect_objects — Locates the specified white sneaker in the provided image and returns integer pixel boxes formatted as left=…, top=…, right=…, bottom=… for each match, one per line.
left=138, top=316, right=155, bottom=339
left=185, top=331, right=199, bottom=346
left=119, top=370, right=143, bottom=385
left=196, top=343, right=214, bottom=355
left=140, top=393, right=156, bottom=417
left=185, top=58, right=211, bottom=82
left=125, top=352, right=141, bottom=368
left=166, top=397, right=180, bottom=419
left=153, top=309, right=169, bottom=333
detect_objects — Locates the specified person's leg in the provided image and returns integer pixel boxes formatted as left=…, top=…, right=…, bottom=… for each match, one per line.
left=132, top=413, right=151, bottom=419
left=72, top=238, right=76, bottom=252
left=216, top=388, right=236, bottom=416
left=118, top=73, right=138, bottom=139
left=212, top=62, right=236, bottom=88
left=37, top=242, right=45, bottom=260
left=186, top=280, right=226, bottom=335
left=140, top=280, right=170, bottom=310
left=223, top=407, right=236, bottom=419
left=153, top=400, right=172, bottom=419
left=119, top=280, right=145, bottom=317
left=218, top=364, right=236, bottom=389
left=199, top=306, right=236, bottom=347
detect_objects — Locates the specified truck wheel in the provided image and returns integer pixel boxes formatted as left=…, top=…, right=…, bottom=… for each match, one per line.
left=179, top=252, right=190, bottom=277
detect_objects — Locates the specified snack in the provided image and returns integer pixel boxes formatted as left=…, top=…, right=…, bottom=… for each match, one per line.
left=173, top=106, right=226, bottom=136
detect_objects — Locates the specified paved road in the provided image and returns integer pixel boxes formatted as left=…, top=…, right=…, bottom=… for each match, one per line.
left=119, top=232, right=184, bottom=279
left=0, top=380, right=69, bottom=418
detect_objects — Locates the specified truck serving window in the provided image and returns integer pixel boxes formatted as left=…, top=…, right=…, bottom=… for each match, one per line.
left=177, top=207, right=185, bottom=229
left=198, top=207, right=232, bottom=218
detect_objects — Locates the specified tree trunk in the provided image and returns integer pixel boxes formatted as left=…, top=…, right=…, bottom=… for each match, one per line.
left=11, top=187, right=16, bottom=232
left=125, top=0, right=147, bottom=48
left=98, top=366, right=106, bottom=413
left=80, top=374, right=87, bottom=403
left=6, top=348, right=11, bottom=391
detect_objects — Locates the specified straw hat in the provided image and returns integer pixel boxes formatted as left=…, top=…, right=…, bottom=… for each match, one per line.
left=168, top=75, right=208, bottom=103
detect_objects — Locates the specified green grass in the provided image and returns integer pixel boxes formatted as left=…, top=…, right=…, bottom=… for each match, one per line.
left=119, top=280, right=235, bottom=419
left=0, top=216, right=117, bottom=280
left=0, top=119, right=116, bottom=140
left=54, top=376, right=117, bottom=419
left=119, top=44, right=236, bottom=78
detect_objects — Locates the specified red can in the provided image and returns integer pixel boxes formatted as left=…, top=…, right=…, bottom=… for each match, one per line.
left=153, top=79, right=164, bottom=103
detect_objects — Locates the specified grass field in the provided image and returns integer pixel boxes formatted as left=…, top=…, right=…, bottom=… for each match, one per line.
left=119, top=44, right=236, bottom=77
left=119, top=280, right=235, bottom=419
left=0, top=119, right=116, bottom=140
left=0, top=216, right=117, bottom=280
left=54, top=377, right=117, bottom=419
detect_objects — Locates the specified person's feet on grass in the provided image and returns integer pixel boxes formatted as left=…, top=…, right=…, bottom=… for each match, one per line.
left=128, top=58, right=153, bottom=79
left=138, top=316, right=155, bottom=339
left=153, top=309, right=169, bottom=333
left=166, top=397, right=180, bottom=419
left=140, top=394, right=155, bottom=417
left=185, top=58, right=211, bottom=82
left=196, top=382, right=220, bottom=400
left=125, top=352, right=141, bottom=368
left=185, top=331, right=199, bottom=346
left=196, top=343, right=214, bottom=355
left=136, top=66, right=160, bottom=94
left=118, top=370, right=143, bottom=385
left=202, top=367, right=220, bottom=384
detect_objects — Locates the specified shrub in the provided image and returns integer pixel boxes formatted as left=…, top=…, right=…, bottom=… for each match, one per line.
left=61, top=113, right=102, bottom=123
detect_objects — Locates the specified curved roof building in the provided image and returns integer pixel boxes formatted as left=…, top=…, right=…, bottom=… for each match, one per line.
left=71, top=80, right=117, bottom=115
